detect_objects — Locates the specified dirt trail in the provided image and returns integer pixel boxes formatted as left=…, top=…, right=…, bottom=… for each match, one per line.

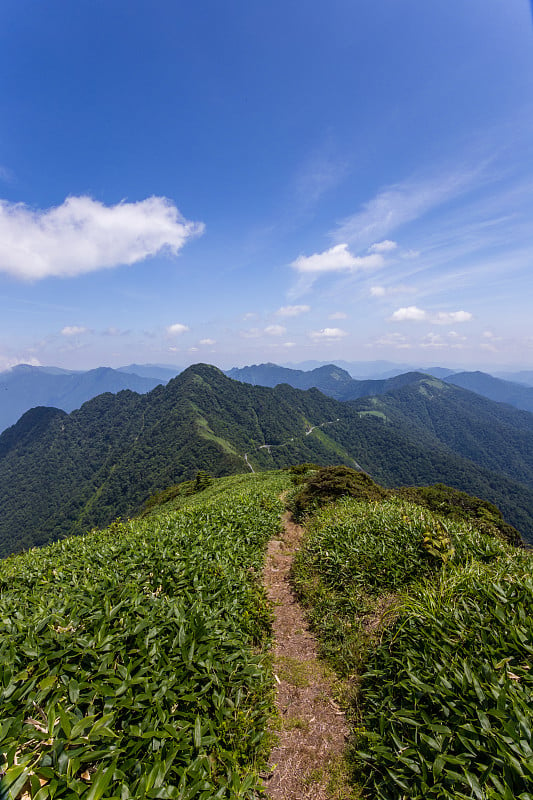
left=262, top=512, right=350, bottom=800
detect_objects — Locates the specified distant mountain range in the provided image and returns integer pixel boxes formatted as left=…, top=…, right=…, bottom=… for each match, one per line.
left=2, top=363, right=533, bottom=558
left=3, top=361, right=533, bottom=437
left=228, top=362, right=533, bottom=414
left=444, top=371, right=533, bottom=413
left=0, top=363, right=182, bottom=433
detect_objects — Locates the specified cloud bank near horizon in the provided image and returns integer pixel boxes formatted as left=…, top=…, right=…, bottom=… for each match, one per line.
left=0, top=195, right=204, bottom=280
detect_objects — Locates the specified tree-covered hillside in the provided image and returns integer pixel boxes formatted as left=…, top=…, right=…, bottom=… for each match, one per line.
left=2, top=364, right=533, bottom=558
left=0, top=364, right=163, bottom=434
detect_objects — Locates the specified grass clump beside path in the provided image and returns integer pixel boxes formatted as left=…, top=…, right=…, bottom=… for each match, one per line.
left=293, top=481, right=533, bottom=798
left=0, top=471, right=289, bottom=799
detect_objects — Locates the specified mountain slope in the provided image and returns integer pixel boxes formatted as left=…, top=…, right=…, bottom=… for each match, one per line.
left=226, top=362, right=356, bottom=399
left=2, top=364, right=533, bottom=557
left=0, top=364, right=163, bottom=433
left=351, top=375, right=533, bottom=486
left=445, top=370, right=533, bottom=413
left=227, top=361, right=429, bottom=401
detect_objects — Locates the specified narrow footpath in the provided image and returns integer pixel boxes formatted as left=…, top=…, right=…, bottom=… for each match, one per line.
left=262, top=512, right=350, bottom=800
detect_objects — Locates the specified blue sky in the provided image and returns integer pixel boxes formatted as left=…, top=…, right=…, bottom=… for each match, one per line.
left=0, top=0, right=532, bottom=371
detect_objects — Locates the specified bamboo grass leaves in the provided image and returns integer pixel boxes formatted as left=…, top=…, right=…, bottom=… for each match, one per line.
left=293, top=495, right=533, bottom=798
left=0, top=475, right=286, bottom=799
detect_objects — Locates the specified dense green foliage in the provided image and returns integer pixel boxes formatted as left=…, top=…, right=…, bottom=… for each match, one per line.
left=293, top=492, right=533, bottom=798
left=289, top=466, right=522, bottom=547
left=396, top=483, right=522, bottom=547
left=2, top=363, right=533, bottom=558
left=360, top=559, right=533, bottom=799
left=289, top=465, right=388, bottom=519
left=0, top=472, right=288, bottom=799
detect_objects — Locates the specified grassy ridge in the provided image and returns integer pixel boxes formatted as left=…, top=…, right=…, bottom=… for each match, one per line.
left=0, top=472, right=288, bottom=799
left=293, top=495, right=533, bottom=798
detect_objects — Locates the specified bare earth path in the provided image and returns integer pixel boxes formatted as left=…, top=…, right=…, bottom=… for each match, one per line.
left=262, top=512, right=350, bottom=800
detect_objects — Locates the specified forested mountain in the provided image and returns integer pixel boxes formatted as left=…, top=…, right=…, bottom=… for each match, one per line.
left=495, top=370, right=533, bottom=387
left=227, top=362, right=430, bottom=401
left=444, top=370, right=533, bottom=413
left=2, top=364, right=533, bottom=558
left=350, top=376, right=533, bottom=490
left=0, top=364, right=164, bottom=433
left=229, top=361, right=533, bottom=414
left=226, top=362, right=356, bottom=398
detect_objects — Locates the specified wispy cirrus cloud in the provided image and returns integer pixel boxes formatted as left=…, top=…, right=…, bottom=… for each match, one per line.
left=293, top=151, right=348, bottom=209
left=370, top=284, right=414, bottom=298
left=0, top=195, right=204, bottom=280
left=333, top=166, right=486, bottom=249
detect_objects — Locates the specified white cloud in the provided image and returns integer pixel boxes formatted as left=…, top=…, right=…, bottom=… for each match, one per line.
left=199, top=338, right=216, bottom=346
left=61, top=325, right=89, bottom=336
left=0, top=354, right=42, bottom=371
left=283, top=341, right=296, bottom=348
left=264, top=324, right=286, bottom=336
left=389, top=306, right=472, bottom=324
left=390, top=306, right=427, bottom=322
left=276, top=304, right=310, bottom=317
left=370, top=286, right=386, bottom=297
left=291, top=243, right=383, bottom=274
left=309, top=327, right=347, bottom=340
left=0, top=195, right=204, bottom=280
left=166, top=323, right=189, bottom=336
left=369, top=239, right=398, bottom=253
left=329, top=311, right=347, bottom=319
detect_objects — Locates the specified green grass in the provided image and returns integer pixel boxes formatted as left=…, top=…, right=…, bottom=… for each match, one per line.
left=0, top=472, right=288, bottom=799
left=293, top=495, right=533, bottom=798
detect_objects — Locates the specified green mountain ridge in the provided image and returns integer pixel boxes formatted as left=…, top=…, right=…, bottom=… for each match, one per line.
left=2, top=363, right=533, bottom=558
left=0, top=364, right=166, bottom=434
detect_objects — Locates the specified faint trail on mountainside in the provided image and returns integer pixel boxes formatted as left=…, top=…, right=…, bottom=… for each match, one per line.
left=262, top=511, right=350, bottom=800
left=239, top=416, right=367, bottom=473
